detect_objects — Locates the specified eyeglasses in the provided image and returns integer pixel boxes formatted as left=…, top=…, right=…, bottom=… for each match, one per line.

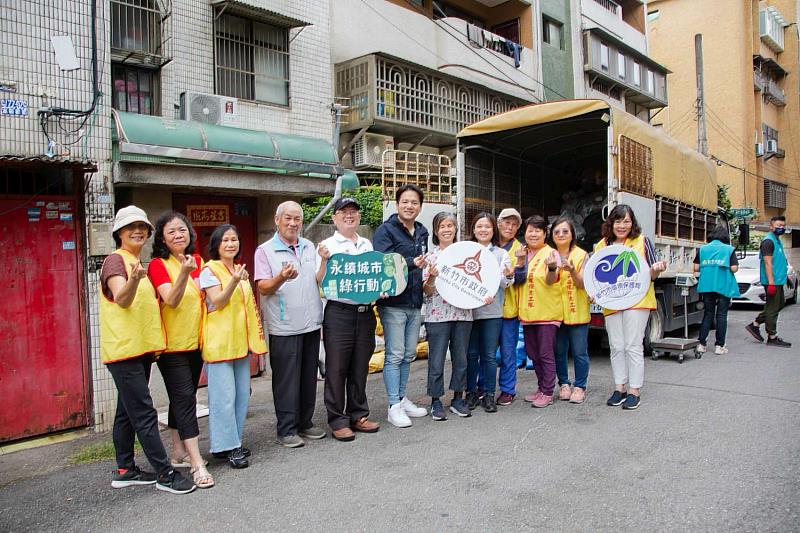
left=613, top=219, right=633, bottom=226
left=553, top=229, right=571, bottom=236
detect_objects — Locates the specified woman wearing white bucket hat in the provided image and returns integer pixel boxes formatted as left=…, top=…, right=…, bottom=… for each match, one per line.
left=100, top=205, right=195, bottom=494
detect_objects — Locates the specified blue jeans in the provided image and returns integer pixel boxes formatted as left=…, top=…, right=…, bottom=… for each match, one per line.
left=467, top=318, right=503, bottom=396
left=378, top=306, right=423, bottom=406
left=555, top=324, right=590, bottom=390
left=498, top=318, right=520, bottom=395
left=207, top=356, right=250, bottom=453
left=699, top=292, right=730, bottom=346
left=425, top=321, right=471, bottom=398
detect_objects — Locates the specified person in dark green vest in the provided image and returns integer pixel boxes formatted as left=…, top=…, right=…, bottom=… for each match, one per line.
left=745, top=215, right=792, bottom=348
left=693, top=226, right=740, bottom=355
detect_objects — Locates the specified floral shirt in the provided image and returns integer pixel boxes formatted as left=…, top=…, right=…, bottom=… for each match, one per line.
left=422, top=246, right=473, bottom=323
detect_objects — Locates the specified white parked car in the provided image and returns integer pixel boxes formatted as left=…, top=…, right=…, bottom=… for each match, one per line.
left=733, top=253, right=797, bottom=305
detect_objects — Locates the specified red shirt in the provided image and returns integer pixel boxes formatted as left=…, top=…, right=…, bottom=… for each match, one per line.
left=147, top=255, right=202, bottom=289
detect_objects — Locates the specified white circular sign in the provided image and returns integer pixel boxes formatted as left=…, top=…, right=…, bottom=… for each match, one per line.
left=583, top=245, right=651, bottom=311
left=434, top=241, right=502, bottom=310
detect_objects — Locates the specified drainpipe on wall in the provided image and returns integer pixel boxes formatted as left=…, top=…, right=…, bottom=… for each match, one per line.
left=303, top=174, right=344, bottom=236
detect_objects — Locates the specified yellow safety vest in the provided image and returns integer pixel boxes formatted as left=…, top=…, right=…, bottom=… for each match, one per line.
left=502, top=238, right=523, bottom=319
left=100, top=249, right=166, bottom=364
left=560, top=247, right=590, bottom=325
left=159, top=255, right=204, bottom=353
left=518, top=245, right=564, bottom=323
left=593, top=235, right=657, bottom=316
left=202, top=260, right=268, bottom=363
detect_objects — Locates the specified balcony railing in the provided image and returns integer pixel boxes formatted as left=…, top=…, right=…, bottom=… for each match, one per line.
left=593, top=0, right=621, bottom=17
left=753, top=70, right=765, bottom=92
left=765, top=78, right=786, bottom=106
left=335, top=55, right=523, bottom=138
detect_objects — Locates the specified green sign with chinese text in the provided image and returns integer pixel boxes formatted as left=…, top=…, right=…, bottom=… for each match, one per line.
left=321, top=251, right=408, bottom=303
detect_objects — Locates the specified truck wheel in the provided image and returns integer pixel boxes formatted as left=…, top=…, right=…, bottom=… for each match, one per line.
left=643, top=301, right=665, bottom=358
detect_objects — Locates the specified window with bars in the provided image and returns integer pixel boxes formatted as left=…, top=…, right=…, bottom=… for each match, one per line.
left=215, top=13, right=289, bottom=105
left=112, top=64, right=159, bottom=115
left=764, top=179, right=787, bottom=209
left=618, top=136, right=653, bottom=197
left=111, top=0, right=163, bottom=57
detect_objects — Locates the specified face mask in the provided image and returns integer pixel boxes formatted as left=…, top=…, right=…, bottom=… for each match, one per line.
left=774, top=227, right=786, bottom=236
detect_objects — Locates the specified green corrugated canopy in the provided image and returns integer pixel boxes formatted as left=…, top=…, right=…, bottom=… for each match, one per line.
left=112, top=110, right=344, bottom=178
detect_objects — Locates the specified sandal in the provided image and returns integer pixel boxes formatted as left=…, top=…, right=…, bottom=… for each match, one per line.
left=171, top=455, right=209, bottom=468
left=190, top=465, right=215, bottom=489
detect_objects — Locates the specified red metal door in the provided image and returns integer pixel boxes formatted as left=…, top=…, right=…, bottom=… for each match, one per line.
left=0, top=196, right=89, bottom=442
left=171, top=194, right=261, bottom=379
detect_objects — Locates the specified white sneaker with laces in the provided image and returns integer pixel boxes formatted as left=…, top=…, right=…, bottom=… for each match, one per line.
left=388, top=403, right=412, bottom=428
left=400, top=397, right=428, bottom=418
left=696, top=343, right=706, bottom=354
left=714, top=345, right=729, bottom=355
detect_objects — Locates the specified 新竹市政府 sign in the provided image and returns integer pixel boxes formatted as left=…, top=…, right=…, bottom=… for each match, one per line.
left=434, top=241, right=501, bottom=310
left=321, top=251, right=408, bottom=304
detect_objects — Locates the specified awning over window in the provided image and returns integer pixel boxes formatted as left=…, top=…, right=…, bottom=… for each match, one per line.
left=210, top=0, right=311, bottom=28
left=112, top=110, right=346, bottom=179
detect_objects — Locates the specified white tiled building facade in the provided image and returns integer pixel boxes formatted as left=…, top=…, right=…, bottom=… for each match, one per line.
left=1, top=0, right=334, bottom=435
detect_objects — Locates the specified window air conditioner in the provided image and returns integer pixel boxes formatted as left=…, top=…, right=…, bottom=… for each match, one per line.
left=755, top=142, right=764, bottom=157
left=353, top=133, right=394, bottom=169
left=766, top=139, right=778, bottom=153
left=179, top=91, right=238, bottom=127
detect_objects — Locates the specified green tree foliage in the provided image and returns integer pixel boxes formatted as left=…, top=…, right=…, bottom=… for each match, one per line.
left=302, top=185, right=384, bottom=228
left=717, top=184, right=732, bottom=211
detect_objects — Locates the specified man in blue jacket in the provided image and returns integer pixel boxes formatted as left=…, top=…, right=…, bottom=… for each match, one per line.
left=745, top=215, right=792, bottom=348
left=373, top=184, right=430, bottom=428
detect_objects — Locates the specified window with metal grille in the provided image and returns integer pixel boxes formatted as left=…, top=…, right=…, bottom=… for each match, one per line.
left=215, top=13, right=289, bottom=105
left=618, top=135, right=653, bottom=197
left=112, top=64, right=159, bottom=115
left=111, top=0, right=163, bottom=57
left=382, top=151, right=452, bottom=204
left=590, top=78, right=621, bottom=100
left=764, top=179, right=787, bottom=209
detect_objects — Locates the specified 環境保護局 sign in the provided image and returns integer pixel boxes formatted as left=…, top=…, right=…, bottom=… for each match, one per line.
left=434, top=241, right=501, bottom=310
left=321, top=251, right=408, bottom=304
left=583, top=245, right=651, bottom=311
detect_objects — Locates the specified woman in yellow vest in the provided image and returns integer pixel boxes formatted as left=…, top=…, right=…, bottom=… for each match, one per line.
left=200, top=224, right=267, bottom=469
left=549, top=217, right=591, bottom=404
left=100, top=206, right=195, bottom=494
left=593, top=205, right=666, bottom=410
left=147, top=211, right=212, bottom=488
left=517, top=215, right=563, bottom=408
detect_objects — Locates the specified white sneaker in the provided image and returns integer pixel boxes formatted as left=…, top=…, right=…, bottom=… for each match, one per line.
left=387, top=403, right=412, bottom=428
left=696, top=343, right=706, bottom=354
left=714, top=345, right=729, bottom=355
left=400, top=397, right=428, bottom=418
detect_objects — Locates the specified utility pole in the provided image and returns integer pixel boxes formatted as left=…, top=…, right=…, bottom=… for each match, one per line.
left=695, top=33, right=708, bottom=156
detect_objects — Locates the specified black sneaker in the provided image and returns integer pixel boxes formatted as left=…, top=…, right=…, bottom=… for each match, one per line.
left=481, top=395, right=498, bottom=413
left=767, top=336, right=792, bottom=348
left=156, top=469, right=196, bottom=494
left=111, top=466, right=157, bottom=488
left=466, top=391, right=481, bottom=411
left=212, top=446, right=251, bottom=459
left=431, top=399, right=447, bottom=421
left=449, top=398, right=471, bottom=418
left=606, top=390, right=628, bottom=406
left=745, top=323, right=764, bottom=342
left=228, top=447, right=249, bottom=469
left=621, top=394, right=641, bottom=410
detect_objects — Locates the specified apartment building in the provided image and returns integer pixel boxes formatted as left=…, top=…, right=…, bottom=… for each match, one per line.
left=648, top=0, right=799, bottom=244
left=0, top=0, right=346, bottom=440
left=542, top=0, right=668, bottom=119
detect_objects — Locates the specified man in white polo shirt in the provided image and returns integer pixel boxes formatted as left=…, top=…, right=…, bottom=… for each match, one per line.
left=316, top=197, right=380, bottom=441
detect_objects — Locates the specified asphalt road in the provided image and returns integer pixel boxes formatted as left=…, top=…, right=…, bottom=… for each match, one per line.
left=1, top=305, right=798, bottom=532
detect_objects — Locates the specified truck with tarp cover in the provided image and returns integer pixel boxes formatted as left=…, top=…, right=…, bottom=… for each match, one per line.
left=454, top=99, right=723, bottom=353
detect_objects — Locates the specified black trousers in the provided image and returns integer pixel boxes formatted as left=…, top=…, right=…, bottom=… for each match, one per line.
left=106, top=354, right=170, bottom=474
left=269, top=329, right=321, bottom=437
left=156, top=350, right=204, bottom=440
left=322, top=302, right=377, bottom=430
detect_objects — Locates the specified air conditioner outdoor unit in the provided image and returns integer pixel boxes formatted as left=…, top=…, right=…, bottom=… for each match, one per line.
left=353, top=133, right=394, bottom=168
left=180, top=91, right=238, bottom=126
left=755, top=142, right=765, bottom=157
left=766, top=139, right=778, bottom=153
